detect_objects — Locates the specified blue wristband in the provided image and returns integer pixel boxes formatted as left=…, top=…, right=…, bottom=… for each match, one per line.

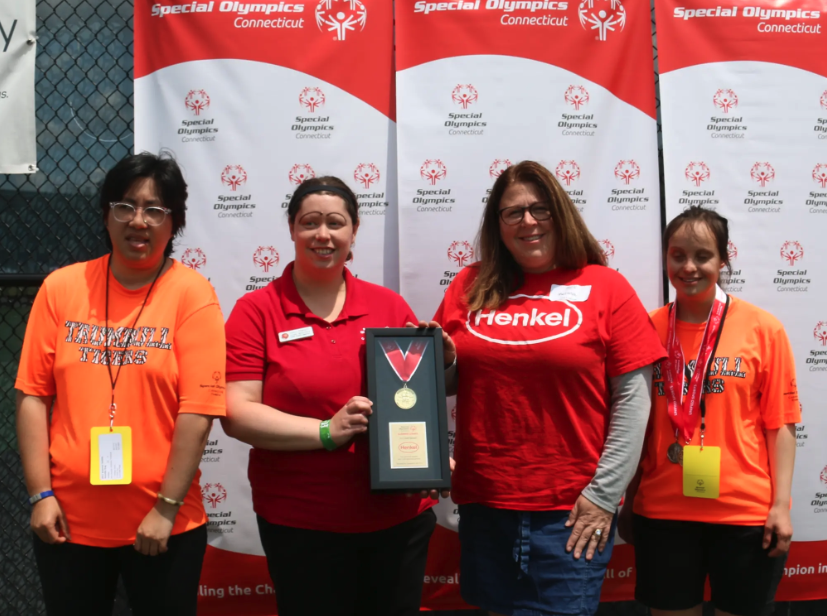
left=28, top=490, right=54, bottom=506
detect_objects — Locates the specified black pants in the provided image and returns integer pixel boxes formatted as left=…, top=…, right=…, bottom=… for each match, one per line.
left=257, top=509, right=437, bottom=616
left=32, top=524, right=207, bottom=616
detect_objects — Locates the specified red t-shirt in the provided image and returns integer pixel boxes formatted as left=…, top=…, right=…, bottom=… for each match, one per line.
left=225, top=263, right=431, bottom=533
left=434, top=264, right=666, bottom=510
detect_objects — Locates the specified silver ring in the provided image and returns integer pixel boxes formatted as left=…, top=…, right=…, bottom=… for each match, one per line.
left=594, top=528, right=604, bottom=538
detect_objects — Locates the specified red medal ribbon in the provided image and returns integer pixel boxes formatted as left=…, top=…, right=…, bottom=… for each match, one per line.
left=378, top=339, right=429, bottom=383
left=664, top=285, right=728, bottom=443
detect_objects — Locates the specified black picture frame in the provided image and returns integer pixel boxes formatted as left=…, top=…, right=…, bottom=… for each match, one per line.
left=365, top=327, right=451, bottom=492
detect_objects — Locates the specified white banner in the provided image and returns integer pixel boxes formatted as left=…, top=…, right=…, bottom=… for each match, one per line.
left=0, top=0, right=36, bottom=174
left=656, top=0, right=827, bottom=598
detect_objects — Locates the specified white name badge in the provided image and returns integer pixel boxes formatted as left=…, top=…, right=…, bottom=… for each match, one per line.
left=549, top=284, right=592, bottom=302
left=278, top=326, right=314, bottom=343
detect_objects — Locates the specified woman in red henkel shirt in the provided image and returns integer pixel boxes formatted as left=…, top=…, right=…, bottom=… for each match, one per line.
left=221, top=176, right=438, bottom=616
left=431, top=161, right=666, bottom=616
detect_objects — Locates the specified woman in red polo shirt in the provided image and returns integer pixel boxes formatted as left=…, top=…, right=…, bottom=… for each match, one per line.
left=221, top=176, right=435, bottom=616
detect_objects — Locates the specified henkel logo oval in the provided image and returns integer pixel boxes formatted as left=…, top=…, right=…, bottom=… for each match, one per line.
left=399, top=442, right=420, bottom=453
left=489, top=159, right=512, bottom=179
left=565, top=85, right=589, bottom=110
left=299, top=87, right=325, bottom=113
left=685, top=162, right=710, bottom=186
left=315, top=0, right=367, bottom=41
left=713, top=89, right=738, bottom=114
left=221, top=165, right=247, bottom=191
left=780, top=241, right=803, bottom=266
left=556, top=160, right=581, bottom=186
left=185, top=89, right=210, bottom=116
left=289, top=164, right=316, bottom=185
left=181, top=248, right=207, bottom=270
left=750, top=162, right=775, bottom=187
left=452, top=84, right=478, bottom=109
left=466, top=292, right=583, bottom=346
left=579, top=0, right=626, bottom=42
left=813, top=164, right=827, bottom=188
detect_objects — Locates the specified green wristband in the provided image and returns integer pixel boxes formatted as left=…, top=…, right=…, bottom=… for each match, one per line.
left=319, top=420, right=337, bottom=451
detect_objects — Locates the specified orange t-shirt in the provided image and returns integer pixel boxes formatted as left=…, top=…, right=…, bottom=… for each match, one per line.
left=16, top=256, right=227, bottom=547
left=634, top=296, right=801, bottom=525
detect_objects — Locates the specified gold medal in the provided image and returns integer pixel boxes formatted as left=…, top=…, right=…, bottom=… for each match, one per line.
left=394, top=386, right=417, bottom=410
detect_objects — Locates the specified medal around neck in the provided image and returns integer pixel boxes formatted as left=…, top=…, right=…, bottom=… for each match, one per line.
left=365, top=328, right=452, bottom=492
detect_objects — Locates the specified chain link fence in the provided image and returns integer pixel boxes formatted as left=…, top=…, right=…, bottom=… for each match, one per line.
left=0, top=1, right=824, bottom=615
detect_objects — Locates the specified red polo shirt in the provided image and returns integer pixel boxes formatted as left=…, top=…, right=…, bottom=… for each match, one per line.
left=225, top=263, right=431, bottom=533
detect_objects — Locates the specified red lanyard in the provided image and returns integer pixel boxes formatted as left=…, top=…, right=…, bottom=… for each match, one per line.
left=664, top=285, right=729, bottom=445
left=378, top=339, right=429, bottom=384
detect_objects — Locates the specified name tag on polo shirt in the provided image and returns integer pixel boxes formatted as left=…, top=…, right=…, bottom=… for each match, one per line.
left=278, top=326, right=314, bottom=343
left=549, top=284, right=591, bottom=302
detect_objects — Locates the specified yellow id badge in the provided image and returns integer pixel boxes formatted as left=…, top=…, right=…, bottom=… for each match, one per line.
left=90, top=427, right=132, bottom=485
left=682, top=445, right=720, bottom=499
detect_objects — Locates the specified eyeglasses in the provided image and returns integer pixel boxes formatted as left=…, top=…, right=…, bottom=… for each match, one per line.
left=499, top=202, right=552, bottom=226
left=109, top=202, right=172, bottom=227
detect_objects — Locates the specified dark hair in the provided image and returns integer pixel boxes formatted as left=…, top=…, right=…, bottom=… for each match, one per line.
left=286, top=176, right=359, bottom=226
left=466, top=160, right=606, bottom=311
left=287, top=176, right=359, bottom=261
left=663, top=206, right=731, bottom=275
left=99, top=151, right=188, bottom=258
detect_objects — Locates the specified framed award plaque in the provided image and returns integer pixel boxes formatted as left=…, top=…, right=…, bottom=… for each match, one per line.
left=365, top=327, right=451, bottom=492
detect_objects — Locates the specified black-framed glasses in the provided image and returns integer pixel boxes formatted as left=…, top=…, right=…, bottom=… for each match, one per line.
left=498, top=202, right=552, bottom=226
left=109, top=202, right=172, bottom=226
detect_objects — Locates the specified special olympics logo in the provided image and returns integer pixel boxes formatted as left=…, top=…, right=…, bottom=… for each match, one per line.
left=253, top=246, right=280, bottom=272
left=555, top=160, right=581, bottom=186
left=181, top=248, right=207, bottom=270
left=447, top=241, right=474, bottom=268
left=685, top=162, right=711, bottom=186
left=489, top=159, right=512, bottom=179
left=820, top=90, right=827, bottom=110
left=354, top=163, right=380, bottom=188
left=564, top=85, right=590, bottom=110
left=713, top=89, right=738, bottom=114
left=451, top=84, right=478, bottom=109
left=821, top=465, right=827, bottom=485
left=813, top=164, right=827, bottom=188
left=598, top=239, right=615, bottom=262
left=421, top=159, right=447, bottom=185
left=727, top=240, right=738, bottom=262
left=578, top=0, right=626, bottom=42
left=299, top=87, right=326, bottom=113
left=221, top=165, right=247, bottom=191
left=815, top=322, right=827, bottom=346
left=780, top=241, right=803, bottom=266
left=614, top=160, right=640, bottom=184
left=184, top=90, right=210, bottom=116
left=750, top=162, right=775, bottom=187
left=201, top=483, right=227, bottom=509
left=315, top=0, right=366, bottom=41
left=289, top=164, right=316, bottom=185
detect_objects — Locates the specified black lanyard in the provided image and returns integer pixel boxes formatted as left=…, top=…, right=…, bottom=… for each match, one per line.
left=104, top=254, right=165, bottom=429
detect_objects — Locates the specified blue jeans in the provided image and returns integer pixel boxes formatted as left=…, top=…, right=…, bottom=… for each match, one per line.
left=458, top=504, right=616, bottom=616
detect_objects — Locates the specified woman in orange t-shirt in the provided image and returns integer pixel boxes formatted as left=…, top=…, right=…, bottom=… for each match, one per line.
left=619, top=206, right=800, bottom=616
left=15, top=153, right=226, bottom=616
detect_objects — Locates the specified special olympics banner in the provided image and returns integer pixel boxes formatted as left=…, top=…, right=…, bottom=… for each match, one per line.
left=135, top=1, right=395, bottom=613
left=656, top=0, right=827, bottom=599
left=0, top=0, right=36, bottom=174
left=396, top=0, right=661, bottom=606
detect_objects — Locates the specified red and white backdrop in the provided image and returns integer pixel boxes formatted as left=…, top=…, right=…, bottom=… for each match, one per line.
left=134, top=1, right=398, bottom=614
left=395, top=0, right=662, bottom=607
left=656, top=0, right=827, bottom=599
